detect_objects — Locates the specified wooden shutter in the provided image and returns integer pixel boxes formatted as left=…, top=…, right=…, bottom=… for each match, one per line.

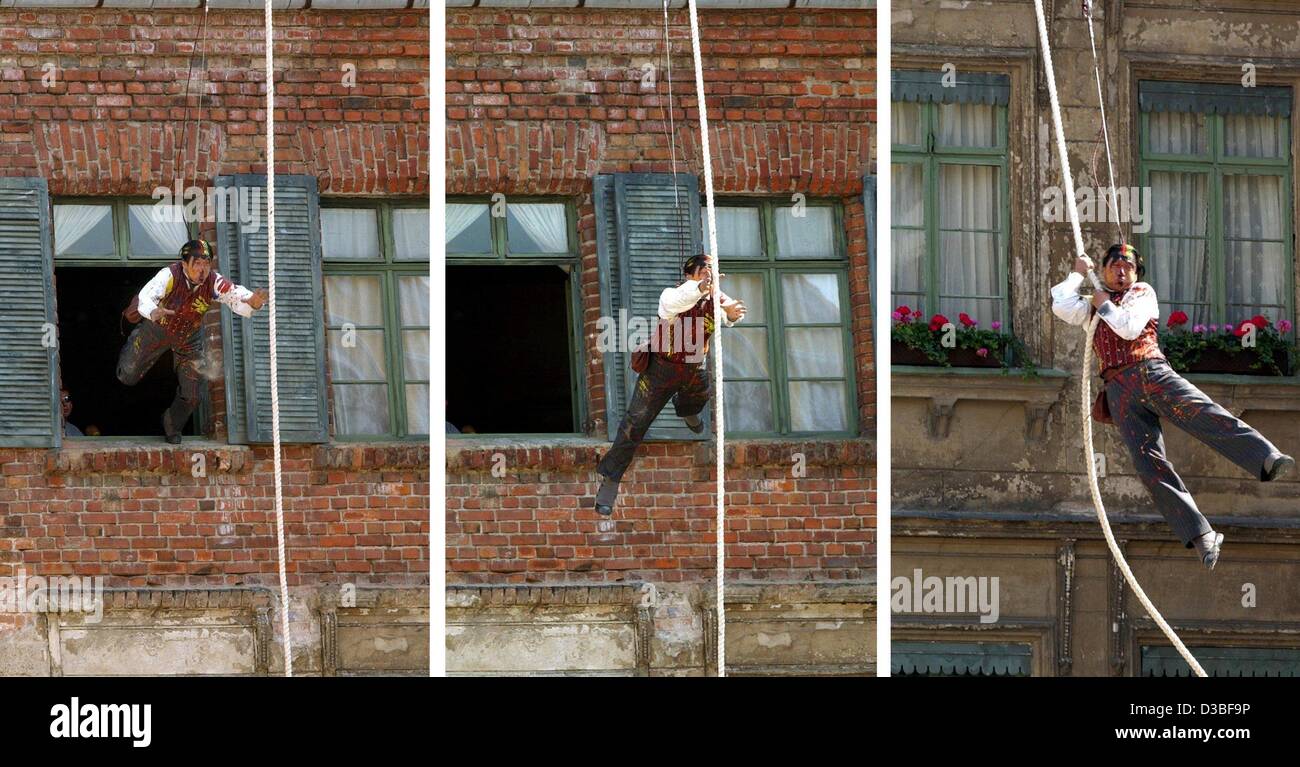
left=0, top=177, right=59, bottom=447
left=216, top=174, right=329, bottom=444
left=594, top=172, right=707, bottom=441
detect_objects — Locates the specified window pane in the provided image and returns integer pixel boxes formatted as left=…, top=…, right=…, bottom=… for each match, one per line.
left=781, top=273, right=842, bottom=324
left=393, top=207, right=430, bottom=261
left=939, top=165, right=999, bottom=230
left=334, top=384, right=390, bottom=436
left=1147, top=111, right=1207, bottom=155
left=446, top=203, right=491, bottom=253
left=1150, top=171, right=1208, bottom=237
left=1226, top=241, right=1287, bottom=315
left=725, top=381, right=774, bottom=432
left=1223, top=174, right=1284, bottom=240
left=506, top=202, right=568, bottom=254
left=893, top=102, right=925, bottom=146
left=893, top=163, right=924, bottom=227
left=893, top=230, right=926, bottom=295
left=322, top=208, right=381, bottom=260
left=1147, top=237, right=1212, bottom=326
left=785, top=328, right=845, bottom=378
left=403, top=329, right=429, bottom=380
left=328, top=329, right=388, bottom=381
left=324, top=275, right=384, bottom=325
left=723, top=327, right=769, bottom=378
left=128, top=204, right=189, bottom=258
left=788, top=381, right=847, bottom=432
left=712, top=206, right=762, bottom=258
left=938, top=231, right=1000, bottom=312
left=720, top=272, right=764, bottom=323
left=399, top=275, right=430, bottom=326
left=1223, top=115, right=1287, bottom=159
left=937, top=103, right=999, bottom=148
left=406, top=384, right=430, bottom=434
left=774, top=206, right=836, bottom=259
left=54, top=204, right=114, bottom=258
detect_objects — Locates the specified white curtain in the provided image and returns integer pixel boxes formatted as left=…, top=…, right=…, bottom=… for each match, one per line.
left=775, top=206, right=834, bottom=257
left=323, top=275, right=389, bottom=435
left=445, top=203, right=486, bottom=245
left=789, top=382, right=847, bottom=432
left=1224, top=173, right=1285, bottom=319
left=322, top=208, right=381, bottom=260
left=53, top=204, right=111, bottom=257
left=130, top=204, right=189, bottom=257
left=1150, top=169, right=1211, bottom=324
left=938, top=103, right=997, bottom=148
left=719, top=272, right=772, bottom=431
left=508, top=203, right=568, bottom=253
left=713, top=206, right=761, bottom=257
left=893, top=102, right=924, bottom=145
left=1147, top=111, right=1206, bottom=155
left=937, top=161, right=1001, bottom=326
left=892, top=162, right=925, bottom=303
left=393, top=208, right=430, bottom=261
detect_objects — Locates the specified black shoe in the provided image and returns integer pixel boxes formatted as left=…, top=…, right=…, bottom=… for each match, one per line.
left=1196, top=532, right=1225, bottom=571
left=594, top=501, right=613, bottom=517
left=1264, top=453, right=1295, bottom=482
left=684, top=414, right=704, bottom=434
left=163, top=412, right=181, bottom=445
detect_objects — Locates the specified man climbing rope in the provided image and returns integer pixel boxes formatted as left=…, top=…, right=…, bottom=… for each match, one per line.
left=117, top=238, right=267, bottom=443
left=1051, top=243, right=1294, bottom=569
left=593, top=254, right=746, bottom=516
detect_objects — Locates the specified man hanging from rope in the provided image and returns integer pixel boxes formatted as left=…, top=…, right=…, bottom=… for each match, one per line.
left=1051, top=243, right=1294, bottom=569
left=117, top=238, right=267, bottom=443
left=593, top=254, right=746, bottom=516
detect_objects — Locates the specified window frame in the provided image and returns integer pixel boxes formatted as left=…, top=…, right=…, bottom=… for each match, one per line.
left=890, top=97, right=1012, bottom=338
left=711, top=196, right=858, bottom=438
left=321, top=197, right=430, bottom=442
left=444, top=194, right=586, bottom=436
left=1138, top=101, right=1295, bottom=330
left=52, top=196, right=197, bottom=266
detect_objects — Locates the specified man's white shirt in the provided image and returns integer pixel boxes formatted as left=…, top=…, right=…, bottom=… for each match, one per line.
left=136, top=266, right=257, bottom=321
left=658, top=278, right=745, bottom=326
left=1050, top=271, right=1159, bottom=341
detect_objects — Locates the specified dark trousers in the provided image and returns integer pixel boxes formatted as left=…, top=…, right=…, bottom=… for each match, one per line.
left=116, top=321, right=202, bottom=436
left=1106, top=359, right=1280, bottom=545
left=597, top=355, right=712, bottom=482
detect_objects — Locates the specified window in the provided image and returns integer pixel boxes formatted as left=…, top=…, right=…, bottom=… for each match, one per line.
left=53, top=198, right=195, bottom=438
left=445, top=197, right=580, bottom=434
left=1143, top=645, right=1300, bottom=678
left=1138, top=81, right=1294, bottom=331
left=892, top=641, right=1032, bottom=677
left=321, top=200, right=429, bottom=440
left=891, top=70, right=1010, bottom=330
left=710, top=200, right=855, bottom=435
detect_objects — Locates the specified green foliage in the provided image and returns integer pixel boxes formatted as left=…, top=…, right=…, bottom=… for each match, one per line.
left=891, top=307, right=1037, bottom=377
left=1161, top=319, right=1297, bottom=376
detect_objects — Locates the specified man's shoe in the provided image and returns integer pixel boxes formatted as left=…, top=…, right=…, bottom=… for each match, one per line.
left=594, top=500, right=613, bottom=516
left=162, top=412, right=181, bottom=445
left=1263, top=453, right=1295, bottom=482
left=1195, top=532, right=1225, bottom=571
left=684, top=414, right=704, bottom=434
left=594, top=475, right=619, bottom=516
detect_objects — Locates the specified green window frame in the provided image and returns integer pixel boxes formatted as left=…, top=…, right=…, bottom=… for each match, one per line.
left=321, top=198, right=429, bottom=441
left=444, top=195, right=586, bottom=435
left=891, top=71, right=1011, bottom=335
left=1138, top=81, right=1295, bottom=331
left=711, top=198, right=857, bottom=438
left=52, top=197, right=197, bottom=265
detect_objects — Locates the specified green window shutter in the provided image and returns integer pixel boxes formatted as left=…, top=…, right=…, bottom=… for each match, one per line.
left=1143, top=646, right=1300, bottom=678
left=863, top=173, right=877, bottom=369
left=595, top=172, right=708, bottom=442
left=892, top=70, right=1010, bottom=106
left=1139, top=80, right=1292, bottom=117
left=0, top=177, right=60, bottom=448
left=216, top=174, right=329, bottom=444
left=892, top=641, right=1032, bottom=676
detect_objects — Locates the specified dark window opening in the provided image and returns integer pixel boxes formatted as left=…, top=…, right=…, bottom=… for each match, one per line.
left=447, top=265, right=574, bottom=434
left=55, top=267, right=200, bottom=438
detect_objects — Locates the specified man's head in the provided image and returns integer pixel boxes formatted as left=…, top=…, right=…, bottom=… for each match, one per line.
left=683, top=253, right=711, bottom=281
left=1100, top=243, right=1143, bottom=292
left=179, top=239, right=214, bottom=283
left=60, top=388, right=72, bottom=419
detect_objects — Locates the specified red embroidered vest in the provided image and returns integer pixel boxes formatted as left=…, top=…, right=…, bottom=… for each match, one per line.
left=1092, top=287, right=1165, bottom=374
left=653, top=292, right=716, bottom=365
left=155, top=262, right=231, bottom=341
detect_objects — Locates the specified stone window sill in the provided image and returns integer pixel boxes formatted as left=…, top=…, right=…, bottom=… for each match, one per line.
left=891, top=366, right=1071, bottom=441
left=446, top=436, right=875, bottom=470
left=1181, top=373, right=1300, bottom=415
left=48, top=441, right=253, bottom=475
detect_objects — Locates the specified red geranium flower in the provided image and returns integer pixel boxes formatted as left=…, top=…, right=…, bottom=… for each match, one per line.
left=1166, top=310, right=1189, bottom=329
left=958, top=312, right=976, bottom=328
left=929, top=314, right=950, bottom=332
left=1251, top=314, right=1271, bottom=329
left=896, top=305, right=912, bottom=318
left=1234, top=323, right=1252, bottom=338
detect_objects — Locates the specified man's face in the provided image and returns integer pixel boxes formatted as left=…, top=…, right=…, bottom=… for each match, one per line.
left=1102, top=256, right=1136, bottom=292
left=60, top=389, right=72, bottom=419
left=687, top=255, right=713, bottom=282
left=182, top=256, right=212, bottom=284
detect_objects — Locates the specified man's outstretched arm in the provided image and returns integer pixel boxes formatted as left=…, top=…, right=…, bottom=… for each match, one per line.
left=213, top=272, right=266, bottom=318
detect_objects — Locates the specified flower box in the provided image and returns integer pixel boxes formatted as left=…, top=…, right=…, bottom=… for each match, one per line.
left=891, top=340, right=1002, bottom=368
left=890, top=306, right=1035, bottom=375
left=1162, top=312, right=1297, bottom=377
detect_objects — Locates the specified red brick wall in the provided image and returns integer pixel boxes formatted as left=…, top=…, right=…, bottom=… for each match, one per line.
left=0, top=10, right=430, bottom=597
left=445, top=8, right=875, bottom=585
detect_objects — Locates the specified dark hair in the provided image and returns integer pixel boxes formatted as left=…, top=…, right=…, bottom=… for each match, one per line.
left=682, top=254, right=709, bottom=276
left=1101, top=242, right=1144, bottom=278
left=180, top=239, right=213, bottom=263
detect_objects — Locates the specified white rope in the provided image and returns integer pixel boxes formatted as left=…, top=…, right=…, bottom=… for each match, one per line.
left=1032, top=0, right=1206, bottom=678
left=264, top=0, right=293, bottom=677
left=685, top=0, right=725, bottom=678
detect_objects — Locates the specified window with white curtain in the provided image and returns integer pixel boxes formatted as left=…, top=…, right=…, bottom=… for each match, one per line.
left=446, top=197, right=573, bottom=258
left=710, top=199, right=854, bottom=436
left=891, top=70, right=1009, bottom=333
left=322, top=200, right=429, bottom=439
left=54, top=199, right=190, bottom=261
left=1139, top=81, right=1293, bottom=331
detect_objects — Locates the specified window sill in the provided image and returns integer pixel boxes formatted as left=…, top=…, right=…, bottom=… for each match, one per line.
left=890, top=366, right=1070, bottom=441
left=445, top=435, right=874, bottom=471
left=1182, top=373, right=1300, bottom=415
left=313, top=443, right=429, bottom=470
left=48, top=441, right=253, bottom=475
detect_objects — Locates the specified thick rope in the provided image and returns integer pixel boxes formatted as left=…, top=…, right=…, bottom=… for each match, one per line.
left=264, top=0, right=293, bottom=677
left=686, top=0, right=725, bottom=678
left=1032, top=0, right=1206, bottom=677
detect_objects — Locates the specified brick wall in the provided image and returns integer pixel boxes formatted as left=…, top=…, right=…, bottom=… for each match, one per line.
left=446, top=7, right=875, bottom=585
